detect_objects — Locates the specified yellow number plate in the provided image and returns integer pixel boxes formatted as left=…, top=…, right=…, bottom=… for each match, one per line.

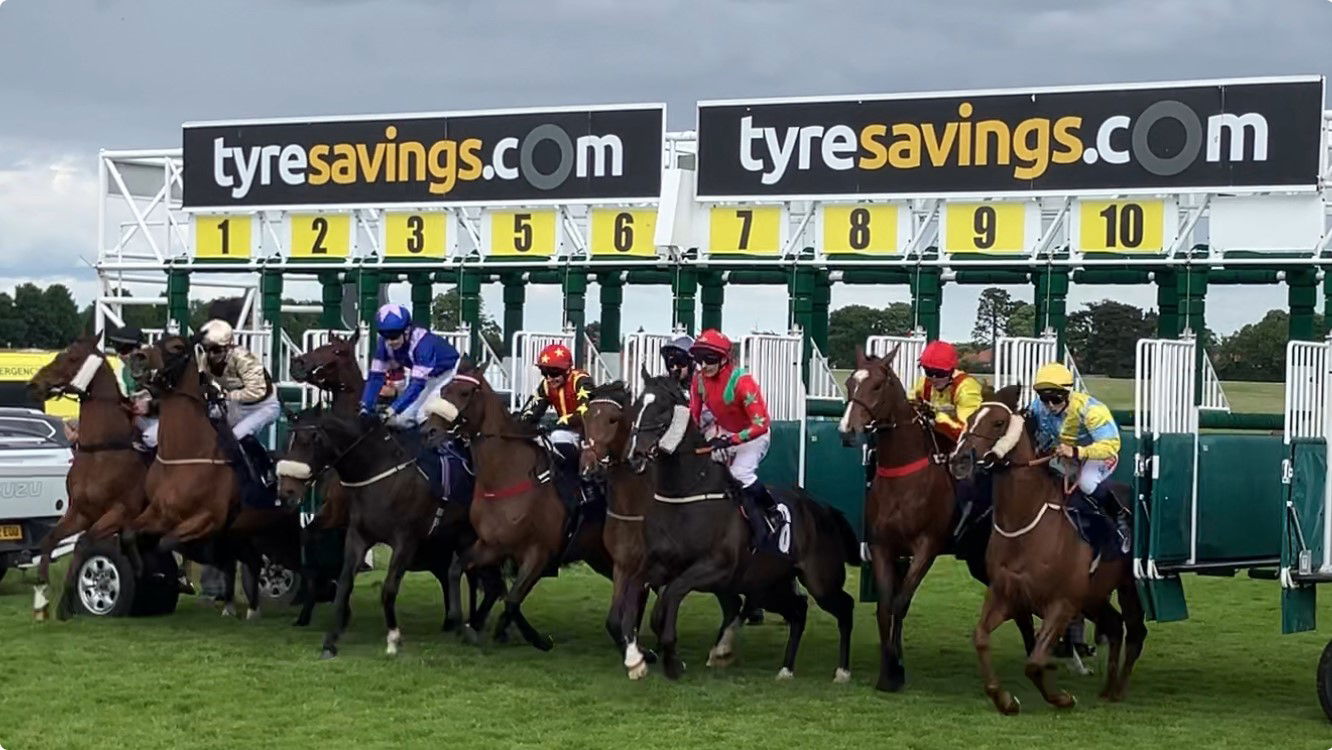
left=290, top=213, right=351, bottom=258
left=0, top=524, right=22, bottom=542
left=943, top=202, right=1029, bottom=254
left=384, top=212, right=449, bottom=258
left=194, top=215, right=252, bottom=260
left=821, top=204, right=901, bottom=255
left=1077, top=200, right=1166, bottom=253
left=488, top=210, right=557, bottom=257
left=589, top=209, right=658, bottom=257
left=709, top=205, right=783, bottom=255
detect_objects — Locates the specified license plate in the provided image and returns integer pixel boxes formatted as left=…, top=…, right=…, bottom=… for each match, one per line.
left=0, top=524, right=22, bottom=542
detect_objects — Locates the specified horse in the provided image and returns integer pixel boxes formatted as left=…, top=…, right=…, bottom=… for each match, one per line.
left=25, top=337, right=147, bottom=620
left=948, top=385, right=1147, bottom=714
left=580, top=381, right=758, bottom=679
left=126, top=334, right=297, bottom=618
left=839, top=346, right=1041, bottom=692
left=418, top=361, right=614, bottom=651
left=626, top=373, right=858, bottom=682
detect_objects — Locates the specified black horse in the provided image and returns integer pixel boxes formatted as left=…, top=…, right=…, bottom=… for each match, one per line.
left=627, top=374, right=859, bottom=682
left=276, top=405, right=503, bottom=659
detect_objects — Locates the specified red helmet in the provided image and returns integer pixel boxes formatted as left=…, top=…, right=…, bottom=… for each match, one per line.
left=690, top=329, right=733, bottom=360
left=537, top=343, right=573, bottom=371
left=919, top=340, right=958, bottom=371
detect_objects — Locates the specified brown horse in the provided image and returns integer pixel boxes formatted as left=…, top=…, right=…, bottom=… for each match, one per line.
left=579, top=381, right=749, bottom=679
left=419, top=361, right=614, bottom=651
left=127, top=334, right=293, bottom=617
left=948, top=386, right=1147, bottom=714
left=25, top=337, right=147, bottom=620
left=840, top=346, right=1039, bottom=692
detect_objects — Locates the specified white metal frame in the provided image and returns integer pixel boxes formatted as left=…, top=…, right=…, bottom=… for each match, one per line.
left=509, top=328, right=576, bottom=410
left=740, top=330, right=807, bottom=482
left=1283, top=338, right=1332, bottom=576
left=865, top=333, right=928, bottom=383
left=993, top=334, right=1086, bottom=408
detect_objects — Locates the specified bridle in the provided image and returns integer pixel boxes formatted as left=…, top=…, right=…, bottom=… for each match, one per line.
left=283, top=416, right=411, bottom=488
left=584, top=397, right=629, bottom=469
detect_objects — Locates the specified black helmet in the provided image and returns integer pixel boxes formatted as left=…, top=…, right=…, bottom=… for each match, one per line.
left=105, top=325, right=145, bottom=346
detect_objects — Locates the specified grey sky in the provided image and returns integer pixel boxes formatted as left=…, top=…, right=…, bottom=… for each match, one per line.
left=1, top=0, right=1329, bottom=339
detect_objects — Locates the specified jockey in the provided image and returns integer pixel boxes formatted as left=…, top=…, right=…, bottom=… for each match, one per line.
left=105, top=325, right=157, bottom=450
left=200, top=319, right=281, bottom=442
left=519, top=342, right=592, bottom=455
left=1028, top=362, right=1130, bottom=551
left=910, top=340, right=984, bottom=444
left=359, top=303, right=461, bottom=429
left=688, top=329, right=778, bottom=549
left=659, top=334, right=695, bottom=392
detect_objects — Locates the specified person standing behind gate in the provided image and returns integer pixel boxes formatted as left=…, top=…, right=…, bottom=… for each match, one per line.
left=909, top=340, right=984, bottom=443
left=359, top=304, right=461, bottom=429
left=688, top=329, right=780, bottom=551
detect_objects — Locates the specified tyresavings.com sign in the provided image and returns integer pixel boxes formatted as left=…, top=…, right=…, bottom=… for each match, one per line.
left=696, top=77, right=1325, bottom=198
left=182, top=105, right=664, bottom=208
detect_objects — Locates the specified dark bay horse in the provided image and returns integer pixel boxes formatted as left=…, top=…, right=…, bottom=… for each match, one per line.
left=275, top=405, right=502, bottom=658
left=127, top=334, right=296, bottom=618
left=839, top=346, right=1040, bottom=692
left=26, top=337, right=147, bottom=620
left=627, top=374, right=858, bottom=682
left=949, top=386, right=1147, bottom=714
left=579, top=381, right=750, bottom=679
left=419, top=362, right=614, bottom=651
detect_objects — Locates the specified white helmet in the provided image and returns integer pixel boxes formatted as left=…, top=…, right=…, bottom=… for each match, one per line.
left=201, top=319, right=235, bottom=347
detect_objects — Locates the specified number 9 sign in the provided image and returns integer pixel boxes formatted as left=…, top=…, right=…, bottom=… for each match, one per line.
left=942, top=201, right=1039, bottom=255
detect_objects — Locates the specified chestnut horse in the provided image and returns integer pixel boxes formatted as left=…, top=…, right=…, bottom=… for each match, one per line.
left=948, top=386, right=1147, bottom=714
left=840, top=347, right=1040, bottom=692
left=579, top=381, right=751, bottom=679
left=419, top=361, right=614, bottom=651
left=26, top=337, right=147, bottom=620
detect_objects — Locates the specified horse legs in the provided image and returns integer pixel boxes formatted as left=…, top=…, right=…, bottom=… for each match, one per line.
left=236, top=543, right=266, bottom=620
left=804, top=573, right=856, bottom=684
left=705, top=593, right=744, bottom=669
left=973, top=588, right=1019, bottom=715
left=870, top=543, right=905, bottom=692
left=1088, top=601, right=1125, bottom=701
left=1023, top=599, right=1079, bottom=710
left=619, top=581, right=658, bottom=680
left=1113, top=579, right=1148, bottom=701
left=320, top=526, right=369, bottom=660
left=604, top=563, right=631, bottom=649
left=33, top=511, right=88, bottom=620
left=763, top=581, right=809, bottom=680
left=883, top=538, right=940, bottom=689
left=492, top=546, right=555, bottom=651
left=650, top=560, right=730, bottom=681
left=380, top=539, right=418, bottom=656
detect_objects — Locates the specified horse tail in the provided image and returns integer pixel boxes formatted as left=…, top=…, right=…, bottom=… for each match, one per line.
left=791, top=489, right=861, bottom=566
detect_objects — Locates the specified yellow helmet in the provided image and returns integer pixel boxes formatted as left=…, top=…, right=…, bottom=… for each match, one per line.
left=1033, top=362, right=1074, bottom=391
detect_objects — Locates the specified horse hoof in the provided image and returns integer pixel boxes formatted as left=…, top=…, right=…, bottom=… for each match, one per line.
left=55, top=598, right=73, bottom=622
left=627, top=661, right=649, bottom=681
left=386, top=628, right=402, bottom=656
left=493, top=628, right=512, bottom=645
left=641, top=649, right=658, bottom=665
left=833, top=668, right=852, bottom=684
left=292, top=617, right=311, bottom=628
left=441, top=617, right=462, bottom=633
left=996, top=692, right=1021, bottom=715
left=530, top=634, right=554, bottom=652
left=706, top=649, right=734, bottom=668
left=220, top=603, right=237, bottom=618
left=663, top=659, right=686, bottom=681
left=875, top=674, right=906, bottom=693
left=460, top=625, right=480, bottom=646
left=1051, top=691, right=1077, bottom=709
left=33, top=607, right=49, bottom=622
left=776, top=667, right=795, bottom=681
left=319, top=648, right=337, bottom=660
left=246, top=608, right=261, bottom=621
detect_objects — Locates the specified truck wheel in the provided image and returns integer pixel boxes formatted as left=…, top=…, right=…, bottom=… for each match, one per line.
left=1318, top=639, right=1332, bottom=722
left=246, top=557, right=302, bottom=607
left=73, top=539, right=136, bottom=617
left=131, top=549, right=181, bottom=616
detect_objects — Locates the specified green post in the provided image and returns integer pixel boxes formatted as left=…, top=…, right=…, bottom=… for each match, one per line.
left=357, top=269, right=380, bottom=330
left=788, top=266, right=817, bottom=385
left=909, top=267, right=943, bottom=340
left=260, top=269, right=284, bottom=374
left=1288, top=269, right=1318, bottom=341
left=317, top=271, right=344, bottom=328
left=597, top=272, right=623, bottom=353
left=458, top=269, right=482, bottom=357
left=501, top=272, right=525, bottom=357
left=672, top=268, right=698, bottom=334
left=409, top=272, right=433, bottom=326
left=700, top=271, right=725, bottom=332
left=811, top=271, right=832, bottom=355
left=1032, top=267, right=1070, bottom=356
left=1176, top=266, right=1208, bottom=406
left=1156, top=269, right=1179, bottom=339
left=562, top=269, right=589, bottom=366
left=166, top=267, right=190, bottom=332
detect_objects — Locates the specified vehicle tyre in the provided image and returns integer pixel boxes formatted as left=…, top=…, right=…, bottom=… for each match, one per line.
left=0, top=564, right=7, bottom=584
left=243, top=556, right=303, bottom=607
left=1318, top=639, right=1332, bottom=722
left=131, top=549, right=180, bottom=616
left=72, top=539, right=136, bottom=617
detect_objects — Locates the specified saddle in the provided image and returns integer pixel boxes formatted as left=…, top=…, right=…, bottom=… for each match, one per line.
left=391, top=427, right=475, bottom=508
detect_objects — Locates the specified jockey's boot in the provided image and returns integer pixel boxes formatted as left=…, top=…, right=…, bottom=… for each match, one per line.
left=1090, top=482, right=1131, bottom=554
left=740, top=482, right=779, bottom=553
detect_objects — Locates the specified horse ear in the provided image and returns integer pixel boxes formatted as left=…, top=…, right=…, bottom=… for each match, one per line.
left=886, top=342, right=901, bottom=365
left=996, top=384, right=1022, bottom=411
left=348, top=327, right=360, bottom=346
left=640, top=363, right=651, bottom=381
left=476, top=361, right=488, bottom=376
left=855, top=344, right=867, bottom=370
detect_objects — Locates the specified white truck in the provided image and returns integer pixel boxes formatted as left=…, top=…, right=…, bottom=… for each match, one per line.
left=0, top=407, right=73, bottom=582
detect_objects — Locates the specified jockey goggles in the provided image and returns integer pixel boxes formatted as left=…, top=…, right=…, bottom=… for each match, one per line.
left=1036, top=388, right=1069, bottom=405
left=204, top=344, right=228, bottom=355
left=922, top=366, right=951, bottom=379
left=692, top=350, right=724, bottom=366
left=539, top=366, right=568, bottom=378
left=112, top=342, right=138, bottom=356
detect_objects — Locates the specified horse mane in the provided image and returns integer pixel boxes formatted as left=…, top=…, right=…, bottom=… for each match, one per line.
left=590, top=380, right=631, bottom=406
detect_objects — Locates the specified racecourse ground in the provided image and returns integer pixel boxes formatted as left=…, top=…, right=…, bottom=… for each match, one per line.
left=2, top=553, right=1329, bottom=749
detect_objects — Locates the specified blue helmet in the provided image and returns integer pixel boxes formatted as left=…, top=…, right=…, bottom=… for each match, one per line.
left=376, top=303, right=412, bottom=336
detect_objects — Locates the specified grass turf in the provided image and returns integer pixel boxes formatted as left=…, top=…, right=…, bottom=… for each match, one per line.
left=1, top=555, right=1328, bottom=749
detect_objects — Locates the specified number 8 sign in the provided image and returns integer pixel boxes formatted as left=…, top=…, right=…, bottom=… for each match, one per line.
left=818, top=203, right=908, bottom=255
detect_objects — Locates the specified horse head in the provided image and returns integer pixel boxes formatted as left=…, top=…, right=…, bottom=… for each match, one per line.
left=290, top=329, right=361, bottom=392
left=275, top=403, right=339, bottom=508
left=948, top=385, right=1028, bottom=481
left=27, top=336, right=109, bottom=402
left=626, top=374, right=690, bottom=474
left=839, top=343, right=911, bottom=446
left=580, top=381, right=633, bottom=479
left=420, top=359, right=489, bottom=449
left=130, top=334, right=199, bottom=398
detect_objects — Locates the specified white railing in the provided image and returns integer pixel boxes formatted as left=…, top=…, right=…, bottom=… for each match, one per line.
left=740, top=329, right=807, bottom=481
left=1199, top=350, right=1231, bottom=413
left=583, top=332, right=612, bottom=386
left=1285, top=340, right=1330, bottom=443
left=509, top=329, right=575, bottom=410
left=807, top=340, right=844, bottom=399
left=993, top=335, right=1085, bottom=408
left=621, top=328, right=688, bottom=396
left=1134, top=338, right=1199, bottom=437
left=865, top=333, right=928, bottom=381
left=474, top=333, right=511, bottom=392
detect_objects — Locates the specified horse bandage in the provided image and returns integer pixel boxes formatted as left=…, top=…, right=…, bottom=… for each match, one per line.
left=658, top=405, right=690, bottom=454
left=990, top=413, right=1026, bottom=459
left=423, top=395, right=458, bottom=422
left=69, top=353, right=104, bottom=393
left=275, top=460, right=314, bottom=480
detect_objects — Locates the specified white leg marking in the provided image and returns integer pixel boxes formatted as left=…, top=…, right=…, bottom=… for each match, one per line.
left=776, top=667, right=795, bottom=681
left=221, top=602, right=237, bottom=618
left=625, top=639, right=648, bottom=680
left=33, top=583, right=50, bottom=612
left=387, top=628, right=402, bottom=656
left=834, top=667, right=852, bottom=684
left=246, top=606, right=262, bottom=621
